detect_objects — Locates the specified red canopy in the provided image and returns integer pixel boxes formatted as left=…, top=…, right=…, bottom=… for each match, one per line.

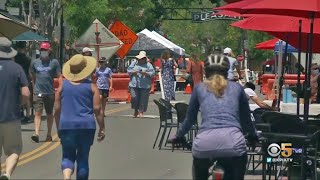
left=255, top=38, right=279, bottom=50
left=230, top=15, right=320, bottom=52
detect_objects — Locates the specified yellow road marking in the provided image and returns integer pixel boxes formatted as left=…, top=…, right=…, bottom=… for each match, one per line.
left=17, top=141, right=61, bottom=166
left=1, top=106, right=129, bottom=169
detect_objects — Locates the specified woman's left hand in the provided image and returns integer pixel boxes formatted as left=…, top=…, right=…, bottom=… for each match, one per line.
left=97, top=129, right=106, bottom=142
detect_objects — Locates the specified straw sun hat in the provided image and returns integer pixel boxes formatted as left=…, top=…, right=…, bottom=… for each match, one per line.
left=63, top=54, right=97, bottom=81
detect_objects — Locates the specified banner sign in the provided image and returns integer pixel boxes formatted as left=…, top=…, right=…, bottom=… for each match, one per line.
left=192, top=11, right=242, bottom=22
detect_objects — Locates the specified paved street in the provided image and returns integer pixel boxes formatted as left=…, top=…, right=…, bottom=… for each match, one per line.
left=2, top=92, right=264, bottom=179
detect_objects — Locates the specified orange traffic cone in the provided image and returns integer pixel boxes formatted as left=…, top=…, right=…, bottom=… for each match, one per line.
left=184, top=84, right=192, bottom=94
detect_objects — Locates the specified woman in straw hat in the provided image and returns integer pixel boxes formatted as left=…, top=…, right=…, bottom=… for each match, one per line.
left=127, top=51, right=155, bottom=118
left=54, top=54, right=105, bottom=180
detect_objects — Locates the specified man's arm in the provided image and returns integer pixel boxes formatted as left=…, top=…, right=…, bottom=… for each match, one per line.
left=21, top=86, right=30, bottom=105
left=19, top=67, right=30, bottom=105
left=251, top=96, right=272, bottom=109
left=55, top=60, right=62, bottom=77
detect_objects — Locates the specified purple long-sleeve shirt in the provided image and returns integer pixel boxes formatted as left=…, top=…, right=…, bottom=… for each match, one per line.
left=177, top=82, right=256, bottom=137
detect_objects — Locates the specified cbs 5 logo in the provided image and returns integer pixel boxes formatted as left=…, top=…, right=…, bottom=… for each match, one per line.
left=267, top=143, right=292, bottom=158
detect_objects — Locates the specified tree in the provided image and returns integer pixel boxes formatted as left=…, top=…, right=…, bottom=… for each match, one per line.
left=159, top=0, right=274, bottom=70
left=63, top=0, right=109, bottom=41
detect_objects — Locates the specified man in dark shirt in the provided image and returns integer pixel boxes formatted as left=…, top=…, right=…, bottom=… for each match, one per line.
left=0, top=37, right=30, bottom=179
left=14, top=41, right=32, bottom=122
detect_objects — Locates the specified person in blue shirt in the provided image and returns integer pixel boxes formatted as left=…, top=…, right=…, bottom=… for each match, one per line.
left=171, top=54, right=258, bottom=180
left=30, top=42, right=61, bottom=143
left=54, top=54, right=105, bottom=180
left=96, top=57, right=113, bottom=117
left=127, top=51, right=155, bottom=118
left=0, top=37, right=30, bottom=180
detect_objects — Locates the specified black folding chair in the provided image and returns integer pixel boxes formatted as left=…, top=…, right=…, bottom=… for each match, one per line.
left=172, top=103, right=198, bottom=152
left=153, top=99, right=178, bottom=150
left=159, top=98, right=177, bottom=114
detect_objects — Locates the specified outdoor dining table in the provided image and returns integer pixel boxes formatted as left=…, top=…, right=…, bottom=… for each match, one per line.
left=250, top=100, right=320, bottom=116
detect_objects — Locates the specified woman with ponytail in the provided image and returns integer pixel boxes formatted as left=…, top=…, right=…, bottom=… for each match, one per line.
left=171, top=54, right=258, bottom=180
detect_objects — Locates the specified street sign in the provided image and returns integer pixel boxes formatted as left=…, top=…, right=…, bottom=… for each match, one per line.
left=110, top=20, right=138, bottom=59
left=72, top=19, right=123, bottom=61
left=192, top=11, right=241, bottom=23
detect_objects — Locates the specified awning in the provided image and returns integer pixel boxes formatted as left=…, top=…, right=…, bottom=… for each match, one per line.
left=13, top=31, right=48, bottom=41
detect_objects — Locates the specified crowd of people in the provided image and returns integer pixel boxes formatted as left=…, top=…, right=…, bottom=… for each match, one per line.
left=0, top=34, right=275, bottom=180
left=0, top=38, right=107, bottom=180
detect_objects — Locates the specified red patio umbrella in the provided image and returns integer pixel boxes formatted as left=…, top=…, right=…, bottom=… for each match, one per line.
left=242, top=0, right=320, bottom=18
left=214, top=0, right=261, bottom=13
left=212, top=10, right=241, bottom=17
left=230, top=15, right=320, bottom=52
left=238, top=0, right=320, bottom=123
left=255, top=38, right=279, bottom=50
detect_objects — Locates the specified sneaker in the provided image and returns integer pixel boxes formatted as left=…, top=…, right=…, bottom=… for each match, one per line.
left=45, top=136, right=52, bottom=142
left=21, top=116, right=31, bottom=123
left=31, top=134, right=39, bottom=143
left=0, top=174, right=10, bottom=180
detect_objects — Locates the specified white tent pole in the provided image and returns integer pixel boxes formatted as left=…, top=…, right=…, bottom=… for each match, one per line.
left=159, top=71, right=165, bottom=99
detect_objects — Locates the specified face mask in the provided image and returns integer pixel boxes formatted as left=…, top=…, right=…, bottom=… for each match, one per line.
left=312, top=69, right=319, bottom=75
left=40, top=51, right=49, bottom=58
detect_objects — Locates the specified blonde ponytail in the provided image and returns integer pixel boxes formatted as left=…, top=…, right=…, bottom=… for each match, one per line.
left=204, top=74, right=228, bottom=98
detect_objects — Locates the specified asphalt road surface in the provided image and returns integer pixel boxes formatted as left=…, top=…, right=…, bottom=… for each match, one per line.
left=2, top=92, right=264, bottom=179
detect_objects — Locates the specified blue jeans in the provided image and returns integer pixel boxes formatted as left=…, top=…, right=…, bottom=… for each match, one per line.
left=59, top=129, right=95, bottom=180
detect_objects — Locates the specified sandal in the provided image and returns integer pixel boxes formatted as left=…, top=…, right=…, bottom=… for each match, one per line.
left=133, top=111, right=139, bottom=118
left=31, top=134, right=39, bottom=143
left=45, top=136, right=52, bottom=142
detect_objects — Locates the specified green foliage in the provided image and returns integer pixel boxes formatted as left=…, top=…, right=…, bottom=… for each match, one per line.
left=247, top=31, right=274, bottom=70
left=64, top=0, right=109, bottom=41
left=160, top=0, right=274, bottom=69
left=63, top=0, right=203, bottom=39
left=6, top=0, right=22, bottom=7
left=61, top=0, right=272, bottom=70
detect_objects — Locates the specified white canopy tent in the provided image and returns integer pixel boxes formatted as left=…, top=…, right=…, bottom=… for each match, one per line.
left=151, top=31, right=186, bottom=56
left=139, top=29, right=179, bottom=54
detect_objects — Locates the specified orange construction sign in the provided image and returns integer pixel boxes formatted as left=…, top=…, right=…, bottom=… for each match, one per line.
left=110, top=20, right=138, bottom=59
